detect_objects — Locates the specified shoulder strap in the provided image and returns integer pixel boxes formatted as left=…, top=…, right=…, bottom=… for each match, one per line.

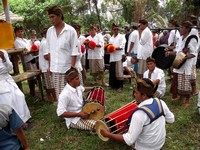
left=138, top=98, right=165, bottom=125
left=184, top=35, right=198, bottom=48
left=126, top=98, right=165, bottom=126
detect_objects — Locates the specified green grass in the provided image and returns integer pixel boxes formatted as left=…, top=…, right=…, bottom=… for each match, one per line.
left=22, top=70, right=200, bottom=150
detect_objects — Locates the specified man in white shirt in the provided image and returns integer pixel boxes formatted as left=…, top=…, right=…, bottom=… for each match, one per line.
left=167, top=20, right=180, bottom=47
left=57, top=67, right=96, bottom=131
left=137, top=20, right=153, bottom=78
left=28, top=29, right=41, bottom=68
left=127, top=24, right=139, bottom=57
left=100, top=78, right=174, bottom=150
left=39, top=28, right=56, bottom=102
left=109, top=23, right=126, bottom=92
left=189, top=15, right=200, bottom=95
left=14, top=26, right=38, bottom=96
left=143, top=57, right=166, bottom=98
left=86, top=25, right=108, bottom=86
left=127, top=24, right=139, bottom=74
left=172, top=21, right=198, bottom=107
left=46, top=6, right=79, bottom=101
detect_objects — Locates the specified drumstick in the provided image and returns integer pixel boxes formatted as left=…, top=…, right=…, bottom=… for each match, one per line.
left=109, top=119, right=128, bottom=129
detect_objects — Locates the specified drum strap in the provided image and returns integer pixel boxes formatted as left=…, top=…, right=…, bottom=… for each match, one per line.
left=176, top=35, right=198, bottom=69
left=184, top=35, right=198, bottom=51
left=127, top=98, right=165, bottom=126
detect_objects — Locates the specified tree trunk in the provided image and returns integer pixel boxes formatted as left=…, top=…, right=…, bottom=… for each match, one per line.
left=93, top=0, right=101, bottom=29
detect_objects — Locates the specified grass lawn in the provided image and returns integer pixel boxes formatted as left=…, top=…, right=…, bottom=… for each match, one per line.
left=22, top=69, right=200, bottom=150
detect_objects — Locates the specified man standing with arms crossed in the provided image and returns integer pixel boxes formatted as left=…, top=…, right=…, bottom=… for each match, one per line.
left=46, top=6, right=79, bottom=101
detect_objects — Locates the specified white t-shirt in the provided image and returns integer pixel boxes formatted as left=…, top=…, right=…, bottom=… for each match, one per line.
left=86, top=33, right=104, bottom=59
left=127, top=30, right=139, bottom=54
left=137, top=27, right=153, bottom=59
left=143, top=67, right=166, bottom=97
left=38, top=37, right=48, bottom=72
left=109, top=33, right=125, bottom=62
left=14, top=37, right=34, bottom=63
left=56, top=84, right=85, bottom=129
left=46, top=23, right=79, bottom=73
left=123, top=98, right=175, bottom=150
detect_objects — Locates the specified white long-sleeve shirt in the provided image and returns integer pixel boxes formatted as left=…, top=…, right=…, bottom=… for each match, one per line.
left=46, top=23, right=79, bottom=73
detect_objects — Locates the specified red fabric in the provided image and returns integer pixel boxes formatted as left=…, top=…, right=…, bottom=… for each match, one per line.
left=81, top=45, right=85, bottom=53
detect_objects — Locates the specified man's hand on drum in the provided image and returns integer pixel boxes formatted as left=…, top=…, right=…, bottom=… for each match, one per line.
left=100, top=129, right=110, bottom=137
left=78, top=111, right=90, bottom=119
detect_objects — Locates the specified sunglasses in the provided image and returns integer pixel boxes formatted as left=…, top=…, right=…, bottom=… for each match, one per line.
left=113, top=28, right=119, bottom=31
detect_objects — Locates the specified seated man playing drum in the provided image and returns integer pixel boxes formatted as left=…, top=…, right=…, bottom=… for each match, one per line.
left=143, top=57, right=166, bottom=98
left=56, top=67, right=96, bottom=131
left=100, top=78, right=174, bottom=150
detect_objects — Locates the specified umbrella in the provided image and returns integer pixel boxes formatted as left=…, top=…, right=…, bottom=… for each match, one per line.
left=0, top=11, right=24, bottom=23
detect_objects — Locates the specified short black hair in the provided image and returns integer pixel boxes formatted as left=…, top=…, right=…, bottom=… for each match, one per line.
left=136, top=78, right=155, bottom=97
left=14, top=26, right=23, bottom=33
left=65, top=67, right=79, bottom=83
left=46, top=6, right=64, bottom=21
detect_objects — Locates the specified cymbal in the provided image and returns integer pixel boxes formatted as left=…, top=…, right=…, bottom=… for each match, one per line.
left=83, top=102, right=105, bottom=120
left=95, top=120, right=110, bottom=142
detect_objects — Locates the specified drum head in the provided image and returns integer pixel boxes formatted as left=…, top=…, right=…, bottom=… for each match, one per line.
left=83, top=102, right=105, bottom=120
left=95, top=120, right=110, bottom=142
left=152, top=45, right=175, bottom=69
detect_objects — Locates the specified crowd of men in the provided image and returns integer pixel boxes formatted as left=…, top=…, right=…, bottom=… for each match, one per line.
left=0, top=5, right=200, bottom=150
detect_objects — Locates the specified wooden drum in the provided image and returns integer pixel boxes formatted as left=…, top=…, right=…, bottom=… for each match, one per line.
left=95, top=102, right=138, bottom=141
left=83, top=87, right=105, bottom=121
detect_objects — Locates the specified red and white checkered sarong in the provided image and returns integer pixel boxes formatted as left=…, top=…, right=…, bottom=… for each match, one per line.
left=70, top=119, right=96, bottom=131
left=52, top=73, right=66, bottom=100
left=178, top=73, right=191, bottom=95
